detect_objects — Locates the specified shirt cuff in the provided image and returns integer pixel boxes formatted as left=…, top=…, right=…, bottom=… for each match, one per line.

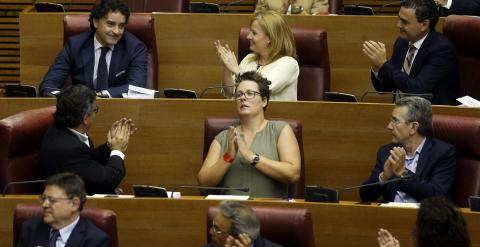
left=103, top=90, right=112, bottom=98
left=110, top=150, right=125, bottom=160
left=371, top=68, right=379, bottom=78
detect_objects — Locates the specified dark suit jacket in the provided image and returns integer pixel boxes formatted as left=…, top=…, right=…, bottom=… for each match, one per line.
left=39, top=124, right=125, bottom=195
left=17, top=216, right=110, bottom=247
left=39, top=30, right=147, bottom=98
left=444, top=0, right=480, bottom=15
left=205, top=236, right=283, bottom=247
left=371, top=30, right=459, bottom=105
left=359, top=137, right=456, bottom=202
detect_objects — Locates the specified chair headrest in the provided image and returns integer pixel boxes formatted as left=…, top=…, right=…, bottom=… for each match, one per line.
left=443, top=15, right=480, bottom=57
left=432, top=114, right=480, bottom=157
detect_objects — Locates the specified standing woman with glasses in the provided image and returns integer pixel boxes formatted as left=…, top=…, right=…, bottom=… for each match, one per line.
left=214, top=10, right=299, bottom=101
left=198, top=71, right=301, bottom=198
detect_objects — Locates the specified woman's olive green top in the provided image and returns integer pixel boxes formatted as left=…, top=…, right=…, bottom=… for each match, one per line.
left=215, top=120, right=289, bottom=198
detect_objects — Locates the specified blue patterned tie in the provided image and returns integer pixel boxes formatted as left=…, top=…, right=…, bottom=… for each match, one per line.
left=48, top=229, right=59, bottom=247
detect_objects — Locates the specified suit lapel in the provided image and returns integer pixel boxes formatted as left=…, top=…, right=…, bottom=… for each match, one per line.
left=415, top=137, right=432, bottom=176
left=392, top=38, right=409, bottom=67
left=253, top=237, right=266, bottom=247
left=65, top=217, right=86, bottom=247
left=409, top=31, right=435, bottom=76
left=88, top=136, right=95, bottom=151
left=82, top=34, right=95, bottom=89
left=109, top=39, right=125, bottom=87
left=34, top=221, right=51, bottom=246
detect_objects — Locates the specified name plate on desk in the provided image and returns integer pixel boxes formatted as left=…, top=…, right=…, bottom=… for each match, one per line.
left=304, top=186, right=339, bottom=203
left=470, top=196, right=480, bottom=212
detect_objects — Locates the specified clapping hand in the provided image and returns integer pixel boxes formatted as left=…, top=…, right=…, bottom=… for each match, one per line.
left=214, top=40, right=240, bottom=74
left=235, top=131, right=254, bottom=164
left=362, top=40, right=387, bottom=72
left=377, top=228, right=400, bottom=247
left=107, top=118, right=137, bottom=152
left=225, top=233, right=252, bottom=247
left=227, top=126, right=238, bottom=159
left=383, top=147, right=406, bottom=180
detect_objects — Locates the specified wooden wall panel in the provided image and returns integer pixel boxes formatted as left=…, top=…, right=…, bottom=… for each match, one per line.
left=1, top=196, right=480, bottom=247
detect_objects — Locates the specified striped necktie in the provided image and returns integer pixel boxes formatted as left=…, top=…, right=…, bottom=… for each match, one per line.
left=402, top=44, right=417, bottom=75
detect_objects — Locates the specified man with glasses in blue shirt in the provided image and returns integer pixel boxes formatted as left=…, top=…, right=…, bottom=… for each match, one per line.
left=17, top=173, right=110, bottom=247
left=360, top=97, right=456, bottom=203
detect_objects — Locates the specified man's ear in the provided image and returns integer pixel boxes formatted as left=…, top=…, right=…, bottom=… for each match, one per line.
left=92, top=18, right=99, bottom=29
left=420, top=19, right=430, bottom=32
left=70, top=197, right=81, bottom=211
left=83, top=113, right=93, bottom=126
left=410, top=121, right=419, bottom=135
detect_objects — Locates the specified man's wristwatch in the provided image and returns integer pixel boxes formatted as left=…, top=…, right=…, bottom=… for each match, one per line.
left=251, top=153, right=260, bottom=167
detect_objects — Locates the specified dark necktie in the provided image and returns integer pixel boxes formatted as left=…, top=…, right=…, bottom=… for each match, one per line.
left=48, top=229, right=60, bottom=247
left=97, top=46, right=109, bottom=90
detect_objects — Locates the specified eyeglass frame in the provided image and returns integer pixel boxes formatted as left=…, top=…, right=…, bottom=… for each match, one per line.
left=233, top=90, right=261, bottom=100
left=210, top=219, right=229, bottom=235
left=92, top=105, right=99, bottom=114
left=389, top=116, right=414, bottom=126
left=39, top=194, right=72, bottom=205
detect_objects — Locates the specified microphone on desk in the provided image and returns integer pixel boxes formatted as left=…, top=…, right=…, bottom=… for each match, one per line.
left=2, top=179, right=46, bottom=197
left=170, top=185, right=249, bottom=198
left=222, top=0, right=245, bottom=13
left=377, top=1, right=403, bottom=14
left=305, top=174, right=413, bottom=203
left=360, top=90, right=433, bottom=103
left=199, top=85, right=235, bottom=99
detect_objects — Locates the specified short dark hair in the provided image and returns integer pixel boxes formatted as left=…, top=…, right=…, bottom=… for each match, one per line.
left=401, top=0, right=439, bottom=29
left=395, top=96, right=432, bottom=136
left=45, top=173, right=87, bottom=211
left=234, top=71, right=271, bottom=110
left=54, top=84, right=96, bottom=128
left=219, top=201, right=260, bottom=240
left=415, top=197, right=470, bottom=247
left=89, top=0, right=130, bottom=30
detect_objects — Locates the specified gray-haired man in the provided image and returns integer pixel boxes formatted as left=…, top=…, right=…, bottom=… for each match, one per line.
left=360, top=97, right=456, bottom=203
left=206, top=201, right=282, bottom=247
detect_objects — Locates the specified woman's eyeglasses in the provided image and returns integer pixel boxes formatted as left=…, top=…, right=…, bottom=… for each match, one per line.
left=233, top=90, right=261, bottom=100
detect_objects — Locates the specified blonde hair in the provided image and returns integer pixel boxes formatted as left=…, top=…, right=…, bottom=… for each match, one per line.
left=249, top=11, right=297, bottom=65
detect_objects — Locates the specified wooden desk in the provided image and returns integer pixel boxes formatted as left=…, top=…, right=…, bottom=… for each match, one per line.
left=18, top=12, right=445, bottom=100
left=1, top=196, right=479, bottom=247
left=1, top=99, right=480, bottom=202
